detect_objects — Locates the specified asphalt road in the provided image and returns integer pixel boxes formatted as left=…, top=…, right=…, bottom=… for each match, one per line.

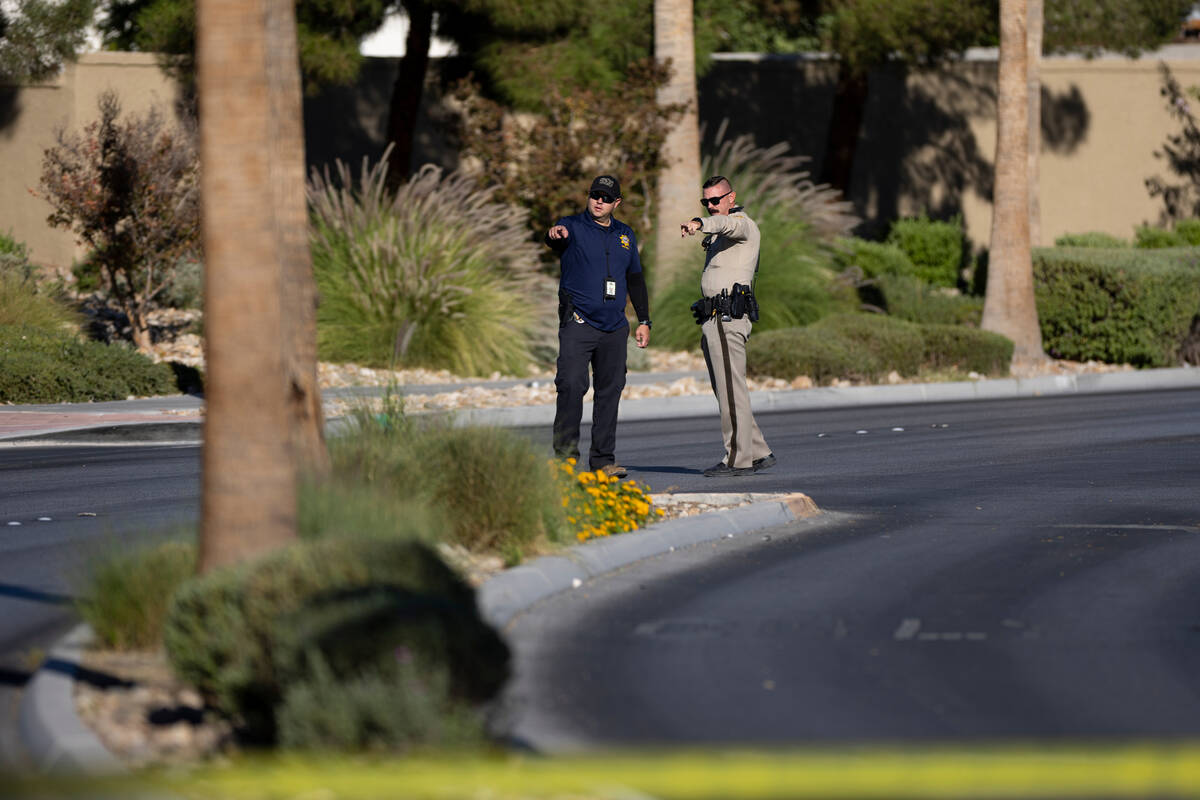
left=503, top=388, right=1200, bottom=748
left=0, top=444, right=198, bottom=768
left=0, top=387, right=1197, bottom=760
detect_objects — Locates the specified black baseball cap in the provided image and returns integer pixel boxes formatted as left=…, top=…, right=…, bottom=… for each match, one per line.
left=589, top=175, right=621, bottom=199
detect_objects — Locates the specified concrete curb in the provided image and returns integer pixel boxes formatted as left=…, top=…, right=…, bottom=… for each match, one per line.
left=477, top=492, right=821, bottom=630
left=452, top=366, right=1200, bottom=428
left=18, top=624, right=123, bottom=774
left=17, top=492, right=822, bottom=773
left=9, top=366, right=1195, bottom=443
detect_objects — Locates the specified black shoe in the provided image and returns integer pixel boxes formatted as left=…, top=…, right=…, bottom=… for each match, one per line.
left=753, top=453, right=777, bottom=472
left=703, top=461, right=755, bottom=477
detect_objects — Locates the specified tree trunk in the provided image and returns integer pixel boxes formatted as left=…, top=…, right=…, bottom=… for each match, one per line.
left=266, top=0, right=328, bottom=475
left=1027, top=0, right=1043, bottom=247
left=196, top=0, right=297, bottom=572
left=817, top=64, right=869, bottom=196
left=653, top=0, right=701, bottom=291
left=385, top=0, right=432, bottom=191
left=983, top=0, right=1045, bottom=362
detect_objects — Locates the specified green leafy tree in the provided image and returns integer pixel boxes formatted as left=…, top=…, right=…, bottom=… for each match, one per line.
left=99, top=0, right=436, bottom=184
left=0, top=0, right=94, bottom=82
left=1042, top=0, right=1191, bottom=55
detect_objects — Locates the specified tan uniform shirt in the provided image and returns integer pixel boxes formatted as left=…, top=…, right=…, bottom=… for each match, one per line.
left=698, top=207, right=760, bottom=298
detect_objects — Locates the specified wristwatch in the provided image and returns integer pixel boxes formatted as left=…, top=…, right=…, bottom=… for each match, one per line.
left=639, top=320, right=652, bottom=329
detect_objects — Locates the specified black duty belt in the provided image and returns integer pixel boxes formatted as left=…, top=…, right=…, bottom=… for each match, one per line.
left=690, top=283, right=759, bottom=325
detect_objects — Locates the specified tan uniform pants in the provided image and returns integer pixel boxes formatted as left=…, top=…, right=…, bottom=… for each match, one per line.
left=700, top=316, right=771, bottom=469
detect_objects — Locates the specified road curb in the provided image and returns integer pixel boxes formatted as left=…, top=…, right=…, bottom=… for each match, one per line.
left=17, top=492, right=822, bottom=773
left=476, top=492, right=821, bottom=630
left=18, top=623, right=123, bottom=774
left=6, top=366, right=1197, bottom=442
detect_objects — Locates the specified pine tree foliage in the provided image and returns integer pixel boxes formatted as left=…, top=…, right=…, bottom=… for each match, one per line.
left=0, top=0, right=94, bottom=82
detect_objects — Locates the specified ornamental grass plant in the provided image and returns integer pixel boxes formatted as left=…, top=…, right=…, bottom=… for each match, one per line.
left=331, top=393, right=566, bottom=564
left=0, top=234, right=79, bottom=333
left=75, top=537, right=196, bottom=650
left=308, top=150, right=556, bottom=376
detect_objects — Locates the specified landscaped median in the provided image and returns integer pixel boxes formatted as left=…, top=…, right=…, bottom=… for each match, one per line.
left=27, top=394, right=820, bottom=774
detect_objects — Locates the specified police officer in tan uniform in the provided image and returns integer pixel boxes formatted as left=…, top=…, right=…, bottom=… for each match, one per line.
left=681, top=176, right=775, bottom=477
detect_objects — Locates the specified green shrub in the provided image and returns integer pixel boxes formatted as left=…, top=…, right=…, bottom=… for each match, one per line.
left=309, top=155, right=554, bottom=376
left=1134, top=224, right=1187, bottom=249
left=164, top=535, right=508, bottom=741
left=159, top=256, right=204, bottom=309
left=0, top=324, right=175, bottom=403
left=329, top=416, right=564, bottom=564
left=918, top=324, right=1013, bottom=375
left=297, top=477, right=447, bottom=546
left=1053, top=231, right=1128, bottom=248
left=748, top=312, right=1015, bottom=382
left=76, top=538, right=196, bottom=650
left=0, top=230, right=34, bottom=279
left=873, top=273, right=984, bottom=326
left=886, top=214, right=966, bottom=287
left=1034, top=247, right=1200, bottom=366
left=0, top=265, right=80, bottom=334
left=277, top=657, right=485, bottom=752
left=747, top=325, right=880, bottom=383
left=1174, top=218, right=1200, bottom=245
left=833, top=237, right=916, bottom=279
left=808, top=313, right=925, bottom=376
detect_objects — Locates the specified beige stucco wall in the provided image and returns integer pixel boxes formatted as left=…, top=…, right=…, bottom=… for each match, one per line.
left=959, top=55, right=1200, bottom=249
left=5, top=49, right=1200, bottom=272
left=0, top=52, right=182, bottom=273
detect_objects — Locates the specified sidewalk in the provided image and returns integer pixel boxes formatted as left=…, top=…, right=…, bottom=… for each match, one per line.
left=2, top=365, right=1198, bottom=443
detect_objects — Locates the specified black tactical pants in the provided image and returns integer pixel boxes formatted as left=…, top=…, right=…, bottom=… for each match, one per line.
left=553, top=319, right=627, bottom=470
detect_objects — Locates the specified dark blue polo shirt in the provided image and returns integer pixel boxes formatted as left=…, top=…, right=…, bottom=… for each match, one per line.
left=548, top=211, right=643, bottom=332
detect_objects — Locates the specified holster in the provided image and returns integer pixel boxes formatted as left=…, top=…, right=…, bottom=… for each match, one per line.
left=730, top=283, right=759, bottom=322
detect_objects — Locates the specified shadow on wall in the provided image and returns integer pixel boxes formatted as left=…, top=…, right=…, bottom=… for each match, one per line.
left=1042, top=84, right=1090, bottom=155
left=302, top=55, right=465, bottom=179
left=853, top=64, right=997, bottom=239
left=698, top=57, right=838, bottom=179
left=0, top=88, right=19, bottom=137
left=854, top=67, right=1090, bottom=241
left=699, top=58, right=1090, bottom=246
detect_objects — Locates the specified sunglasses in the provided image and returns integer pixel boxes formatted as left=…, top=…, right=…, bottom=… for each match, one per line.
left=701, top=190, right=732, bottom=207
left=589, top=191, right=616, bottom=203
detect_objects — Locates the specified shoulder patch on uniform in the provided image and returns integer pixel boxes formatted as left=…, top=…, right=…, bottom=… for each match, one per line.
left=619, top=234, right=631, bottom=250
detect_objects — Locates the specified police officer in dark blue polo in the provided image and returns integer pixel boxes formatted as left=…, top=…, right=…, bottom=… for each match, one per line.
left=545, top=175, right=651, bottom=478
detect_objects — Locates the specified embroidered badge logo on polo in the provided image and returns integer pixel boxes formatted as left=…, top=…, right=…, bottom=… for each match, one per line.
left=619, top=234, right=630, bottom=250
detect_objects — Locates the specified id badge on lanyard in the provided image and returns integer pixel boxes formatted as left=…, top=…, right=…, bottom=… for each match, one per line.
left=604, top=279, right=617, bottom=300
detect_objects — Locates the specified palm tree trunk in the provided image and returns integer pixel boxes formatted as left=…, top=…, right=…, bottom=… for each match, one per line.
left=1027, top=0, right=1043, bottom=247
left=653, top=0, right=701, bottom=291
left=385, top=0, right=433, bottom=191
left=196, top=0, right=297, bottom=572
left=266, top=0, right=328, bottom=475
left=983, top=0, right=1045, bottom=362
